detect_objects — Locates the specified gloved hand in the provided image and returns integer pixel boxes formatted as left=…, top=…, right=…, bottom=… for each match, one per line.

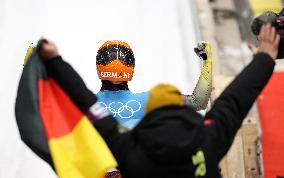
left=194, top=41, right=209, bottom=61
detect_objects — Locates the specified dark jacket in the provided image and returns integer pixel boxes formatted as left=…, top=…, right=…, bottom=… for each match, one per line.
left=45, top=52, right=275, bottom=178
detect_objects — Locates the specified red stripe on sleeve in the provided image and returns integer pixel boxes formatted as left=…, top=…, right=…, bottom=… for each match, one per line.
left=203, top=118, right=215, bottom=126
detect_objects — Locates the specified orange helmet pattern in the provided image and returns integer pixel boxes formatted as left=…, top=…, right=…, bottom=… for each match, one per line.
left=96, top=40, right=135, bottom=81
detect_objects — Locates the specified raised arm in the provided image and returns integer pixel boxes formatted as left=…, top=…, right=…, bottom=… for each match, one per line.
left=39, top=39, right=97, bottom=112
left=184, top=42, right=212, bottom=110
left=205, top=24, right=279, bottom=160
left=39, top=39, right=128, bottom=147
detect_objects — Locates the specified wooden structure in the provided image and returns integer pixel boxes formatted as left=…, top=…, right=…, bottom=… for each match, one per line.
left=214, top=76, right=261, bottom=178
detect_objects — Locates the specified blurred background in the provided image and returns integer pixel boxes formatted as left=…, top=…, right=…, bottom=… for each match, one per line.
left=0, top=0, right=283, bottom=177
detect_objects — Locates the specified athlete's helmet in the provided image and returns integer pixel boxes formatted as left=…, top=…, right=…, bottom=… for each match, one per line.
left=96, top=40, right=135, bottom=81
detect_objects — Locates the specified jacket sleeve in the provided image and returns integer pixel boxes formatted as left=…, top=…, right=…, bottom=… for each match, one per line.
left=44, top=56, right=97, bottom=111
left=184, top=42, right=212, bottom=111
left=44, top=57, right=128, bottom=163
left=205, top=52, right=275, bottom=160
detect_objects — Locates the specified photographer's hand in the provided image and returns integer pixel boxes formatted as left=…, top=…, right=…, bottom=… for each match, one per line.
left=248, top=43, right=258, bottom=55
left=249, top=24, right=280, bottom=60
left=258, top=24, right=280, bottom=60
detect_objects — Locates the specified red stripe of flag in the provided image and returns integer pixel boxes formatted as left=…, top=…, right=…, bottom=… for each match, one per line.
left=38, top=78, right=83, bottom=139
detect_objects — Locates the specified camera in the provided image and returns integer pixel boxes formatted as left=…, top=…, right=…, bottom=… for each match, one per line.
left=251, top=8, right=284, bottom=59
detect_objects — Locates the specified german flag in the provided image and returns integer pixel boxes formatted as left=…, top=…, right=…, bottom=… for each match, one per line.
left=15, top=45, right=117, bottom=178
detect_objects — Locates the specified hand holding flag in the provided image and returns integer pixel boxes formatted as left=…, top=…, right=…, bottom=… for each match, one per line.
left=16, top=41, right=117, bottom=178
